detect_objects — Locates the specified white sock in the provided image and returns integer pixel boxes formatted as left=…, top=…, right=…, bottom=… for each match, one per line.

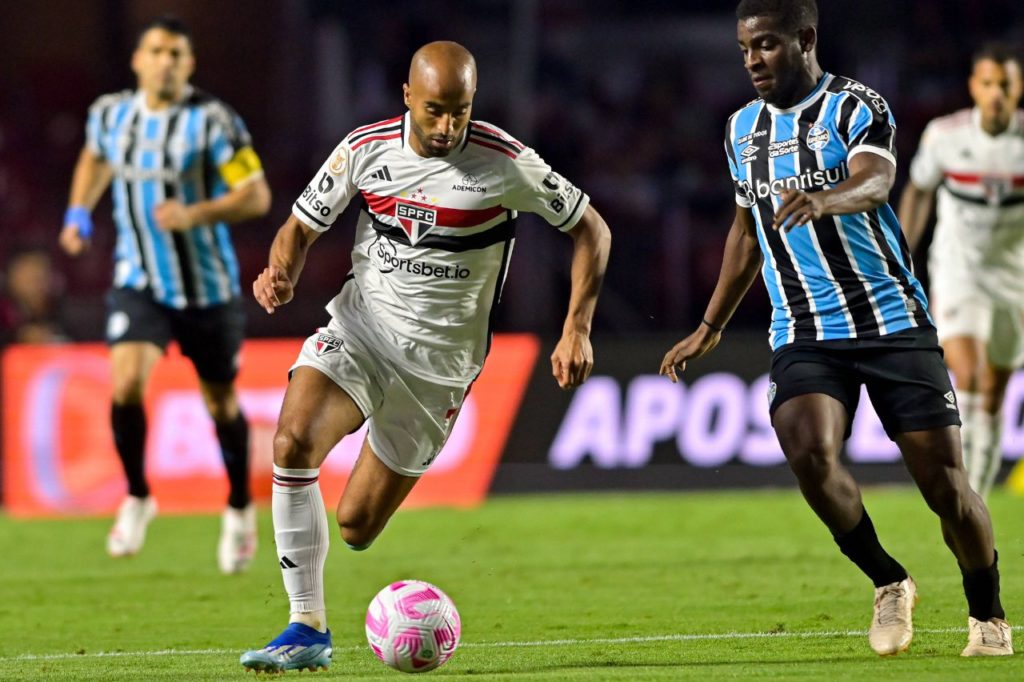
left=970, top=409, right=1002, bottom=499
left=957, top=392, right=981, bottom=485
left=272, top=465, right=329, bottom=632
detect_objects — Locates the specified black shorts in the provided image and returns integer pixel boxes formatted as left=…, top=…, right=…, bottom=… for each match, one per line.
left=105, top=287, right=245, bottom=383
left=768, top=327, right=961, bottom=440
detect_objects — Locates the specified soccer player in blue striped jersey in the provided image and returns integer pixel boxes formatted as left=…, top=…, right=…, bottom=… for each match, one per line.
left=660, top=0, right=1012, bottom=658
left=58, top=16, right=272, bottom=574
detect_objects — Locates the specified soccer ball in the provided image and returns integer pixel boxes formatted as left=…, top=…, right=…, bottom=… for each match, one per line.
left=365, top=580, right=461, bottom=673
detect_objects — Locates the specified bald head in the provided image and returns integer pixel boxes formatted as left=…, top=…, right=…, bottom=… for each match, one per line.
left=408, top=41, right=477, bottom=95
left=404, top=41, right=478, bottom=157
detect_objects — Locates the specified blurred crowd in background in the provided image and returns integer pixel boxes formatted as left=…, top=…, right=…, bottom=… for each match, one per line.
left=2, top=0, right=1023, bottom=346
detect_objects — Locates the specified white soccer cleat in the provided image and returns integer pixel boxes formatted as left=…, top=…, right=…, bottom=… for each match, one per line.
left=868, top=577, right=917, bottom=656
left=218, top=503, right=257, bottom=574
left=961, top=617, right=1013, bottom=656
left=106, top=495, right=157, bottom=557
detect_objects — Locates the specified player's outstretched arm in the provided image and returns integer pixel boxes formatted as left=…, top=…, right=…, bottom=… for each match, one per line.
left=896, top=181, right=935, bottom=252
left=154, top=176, right=271, bottom=232
left=551, top=204, right=611, bottom=390
left=660, top=206, right=762, bottom=383
left=253, top=214, right=321, bottom=314
left=772, top=152, right=895, bottom=231
left=59, top=147, right=112, bottom=257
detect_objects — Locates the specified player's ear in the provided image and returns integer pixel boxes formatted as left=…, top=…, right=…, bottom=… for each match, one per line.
left=798, top=26, right=816, bottom=54
left=403, top=83, right=412, bottom=109
left=131, top=47, right=142, bottom=77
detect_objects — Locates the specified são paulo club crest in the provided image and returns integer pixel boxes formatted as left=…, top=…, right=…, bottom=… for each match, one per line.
left=314, top=332, right=343, bottom=356
left=981, top=176, right=1013, bottom=206
left=395, top=200, right=438, bottom=244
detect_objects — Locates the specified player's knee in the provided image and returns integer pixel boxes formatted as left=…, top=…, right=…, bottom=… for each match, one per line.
left=337, top=505, right=385, bottom=549
left=203, top=395, right=238, bottom=423
left=272, top=427, right=317, bottom=468
left=921, top=472, right=970, bottom=520
left=207, top=402, right=238, bottom=424
left=111, top=376, right=147, bottom=404
left=780, top=432, right=840, bottom=483
left=337, top=515, right=380, bottom=550
left=949, top=365, right=981, bottom=393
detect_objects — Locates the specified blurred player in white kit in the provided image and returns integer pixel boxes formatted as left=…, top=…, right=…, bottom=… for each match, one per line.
left=899, top=43, right=1024, bottom=499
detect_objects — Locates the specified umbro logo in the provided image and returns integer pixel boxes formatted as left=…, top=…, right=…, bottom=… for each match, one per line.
left=960, top=149, right=973, bottom=159
left=740, top=145, right=759, bottom=164
left=944, top=391, right=957, bottom=410
left=279, top=555, right=298, bottom=569
left=369, top=166, right=392, bottom=182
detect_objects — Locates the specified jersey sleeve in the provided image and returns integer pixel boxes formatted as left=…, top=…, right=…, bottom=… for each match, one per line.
left=206, top=104, right=265, bottom=188
left=908, top=120, right=944, bottom=191
left=291, top=141, right=358, bottom=233
left=844, top=93, right=897, bottom=166
left=85, top=96, right=110, bottom=159
left=725, top=135, right=753, bottom=208
left=501, top=147, right=590, bottom=231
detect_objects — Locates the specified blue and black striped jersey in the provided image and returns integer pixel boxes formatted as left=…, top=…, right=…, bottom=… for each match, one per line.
left=86, top=86, right=263, bottom=309
left=725, top=73, right=931, bottom=350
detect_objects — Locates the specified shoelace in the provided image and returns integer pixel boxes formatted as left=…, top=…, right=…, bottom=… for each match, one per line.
left=874, top=585, right=906, bottom=626
left=978, top=622, right=1007, bottom=648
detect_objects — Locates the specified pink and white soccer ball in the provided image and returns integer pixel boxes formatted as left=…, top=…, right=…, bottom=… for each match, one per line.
left=365, top=580, right=461, bottom=673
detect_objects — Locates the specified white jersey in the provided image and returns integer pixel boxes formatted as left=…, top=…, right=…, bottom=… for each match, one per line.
left=909, top=108, right=1024, bottom=303
left=292, top=113, right=589, bottom=385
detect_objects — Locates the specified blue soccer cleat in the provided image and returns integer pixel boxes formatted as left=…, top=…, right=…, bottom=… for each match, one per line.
left=240, top=622, right=333, bottom=673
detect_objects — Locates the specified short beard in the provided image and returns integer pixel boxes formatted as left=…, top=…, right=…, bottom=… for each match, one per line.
left=411, top=120, right=452, bottom=158
left=155, top=83, right=179, bottom=102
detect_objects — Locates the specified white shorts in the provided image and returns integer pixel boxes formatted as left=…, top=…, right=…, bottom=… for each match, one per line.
left=930, top=280, right=1024, bottom=368
left=291, top=318, right=469, bottom=476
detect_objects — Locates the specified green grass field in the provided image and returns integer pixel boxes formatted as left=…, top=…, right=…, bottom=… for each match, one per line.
left=1, top=487, right=1021, bottom=680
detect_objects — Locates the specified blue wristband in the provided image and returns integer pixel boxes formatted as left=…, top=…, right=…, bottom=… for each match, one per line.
left=64, top=206, right=93, bottom=238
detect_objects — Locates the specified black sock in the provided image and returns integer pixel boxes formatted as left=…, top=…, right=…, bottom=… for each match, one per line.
left=216, top=412, right=251, bottom=509
left=961, top=551, right=1005, bottom=621
left=111, top=403, right=149, bottom=498
left=833, top=508, right=908, bottom=587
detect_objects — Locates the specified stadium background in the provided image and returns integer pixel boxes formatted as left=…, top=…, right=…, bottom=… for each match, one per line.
left=2, top=0, right=1024, bottom=514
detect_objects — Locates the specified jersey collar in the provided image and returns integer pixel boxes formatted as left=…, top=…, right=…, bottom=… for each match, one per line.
left=402, top=111, right=469, bottom=160
left=135, top=84, right=194, bottom=115
left=765, top=73, right=834, bottom=116
left=971, top=106, right=1022, bottom=137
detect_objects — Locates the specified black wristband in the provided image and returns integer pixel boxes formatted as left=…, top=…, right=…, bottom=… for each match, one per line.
left=702, top=317, right=724, bottom=333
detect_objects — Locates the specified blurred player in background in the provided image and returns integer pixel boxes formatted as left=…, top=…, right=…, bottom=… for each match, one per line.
left=0, top=247, right=67, bottom=345
left=58, top=16, right=271, bottom=573
left=898, top=44, right=1024, bottom=500
left=661, top=0, right=1012, bottom=658
left=240, top=41, right=610, bottom=672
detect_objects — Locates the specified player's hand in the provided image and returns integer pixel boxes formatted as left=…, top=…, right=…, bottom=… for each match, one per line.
left=659, top=326, right=721, bottom=383
left=153, top=200, right=195, bottom=232
left=58, top=224, right=90, bottom=257
left=551, top=329, right=594, bottom=390
left=253, top=265, right=294, bottom=314
left=773, top=189, right=824, bottom=231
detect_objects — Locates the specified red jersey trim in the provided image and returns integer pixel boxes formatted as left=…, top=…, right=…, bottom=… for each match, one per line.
left=350, top=115, right=403, bottom=136
left=361, top=191, right=506, bottom=227
left=467, top=137, right=517, bottom=159
left=351, top=133, right=402, bottom=150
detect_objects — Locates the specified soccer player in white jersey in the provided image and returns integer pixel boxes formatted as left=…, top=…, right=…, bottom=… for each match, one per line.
left=661, top=0, right=1011, bottom=659
left=58, top=16, right=271, bottom=574
left=898, top=44, right=1024, bottom=500
left=240, top=41, right=611, bottom=672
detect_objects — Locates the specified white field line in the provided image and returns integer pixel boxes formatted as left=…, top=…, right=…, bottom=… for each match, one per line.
left=6, top=626, right=1021, bottom=662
